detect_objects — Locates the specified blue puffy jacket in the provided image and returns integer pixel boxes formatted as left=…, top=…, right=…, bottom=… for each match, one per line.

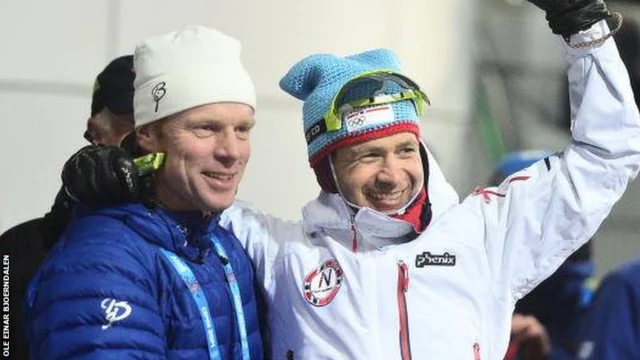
left=573, top=257, right=640, bottom=359
left=24, top=203, right=263, bottom=360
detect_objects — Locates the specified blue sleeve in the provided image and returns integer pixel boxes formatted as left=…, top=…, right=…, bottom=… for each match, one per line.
left=25, top=225, right=167, bottom=360
left=574, top=267, right=640, bottom=359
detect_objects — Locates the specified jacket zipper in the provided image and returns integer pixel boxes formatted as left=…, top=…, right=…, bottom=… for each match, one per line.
left=473, top=342, right=482, bottom=360
left=397, top=260, right=412, bottom=360
left=350, top=218, right=358, bottom=253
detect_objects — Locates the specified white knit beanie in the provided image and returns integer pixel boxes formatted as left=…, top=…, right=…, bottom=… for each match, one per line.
left=133, top=25, right=256, bottom=127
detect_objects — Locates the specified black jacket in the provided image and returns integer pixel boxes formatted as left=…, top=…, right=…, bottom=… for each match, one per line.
left=0, top=188, right=73, bottom=360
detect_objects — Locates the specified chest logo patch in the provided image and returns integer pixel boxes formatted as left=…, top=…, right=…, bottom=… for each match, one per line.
left=415, top=251, right=456, bottom=267
left=303, top=259, right=343, bottom=307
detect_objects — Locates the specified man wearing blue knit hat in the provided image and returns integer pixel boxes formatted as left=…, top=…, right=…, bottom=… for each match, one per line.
left=227, top=12, right=640, bottom=353
left=279, top=48, right=442, bottom=238
left=60, top=0, right=640, bottom=358
left=224, top=4, right=640, bottom=354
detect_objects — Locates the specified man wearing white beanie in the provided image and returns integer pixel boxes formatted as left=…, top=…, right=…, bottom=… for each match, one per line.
left=25, top=26, right=264, bottom=360
left=133, top=25, right=256, bottom=127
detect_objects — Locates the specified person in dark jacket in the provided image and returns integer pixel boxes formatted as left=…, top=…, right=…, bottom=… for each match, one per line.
left=573, top=256, right=640, bottom=359
left=0, top=54, right=135, bottom=360
left=24, top=26, right=264, bottom=360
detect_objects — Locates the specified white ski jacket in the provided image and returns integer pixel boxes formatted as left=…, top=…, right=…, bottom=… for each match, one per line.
left=222, top=20, right=640, bottom=360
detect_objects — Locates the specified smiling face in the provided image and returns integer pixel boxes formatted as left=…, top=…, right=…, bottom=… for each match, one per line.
left=331, top=132, right=424, bottom=213
left=137, top=102, right=255, bottom=213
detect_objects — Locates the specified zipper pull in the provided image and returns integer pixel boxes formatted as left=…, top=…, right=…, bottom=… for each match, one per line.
left=351, top=220, right=358, bottom=253
left=398, top=260, right=410, bottom=292
left=473, top=342, right=482, bottom=360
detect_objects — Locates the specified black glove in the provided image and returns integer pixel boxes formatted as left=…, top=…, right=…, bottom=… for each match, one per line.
left=62, top=145, right=140, bottom=206
left=527, top=0, right=611, bottom=37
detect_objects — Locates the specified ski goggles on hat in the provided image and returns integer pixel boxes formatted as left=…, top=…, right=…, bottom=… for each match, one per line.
left=305, top=70, right=430, bottom=144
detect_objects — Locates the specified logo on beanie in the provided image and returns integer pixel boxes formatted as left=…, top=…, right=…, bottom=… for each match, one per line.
left=344, top=104, right=394, bottom=133
left=151, top=82, right=167, bottom=113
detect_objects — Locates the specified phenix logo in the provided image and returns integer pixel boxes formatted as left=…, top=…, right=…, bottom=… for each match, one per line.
left=415, top=251, right=456, bottom=267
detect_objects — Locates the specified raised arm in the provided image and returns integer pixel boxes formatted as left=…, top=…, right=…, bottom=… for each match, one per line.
left=477, top=13, right=640, bottom=300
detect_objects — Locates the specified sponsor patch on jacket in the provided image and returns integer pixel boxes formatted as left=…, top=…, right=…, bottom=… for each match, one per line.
left=303, top=259, right=343, bottom=306
left=415, top=251, right=456, bottom=267
left=101, top=298, right=132, bottom=329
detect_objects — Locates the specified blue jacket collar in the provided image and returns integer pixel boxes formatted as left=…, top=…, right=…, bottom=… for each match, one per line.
left=77, top=203, right=221, bottom=263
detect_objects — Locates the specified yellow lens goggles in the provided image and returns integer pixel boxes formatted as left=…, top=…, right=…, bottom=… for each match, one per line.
left=305, top=70, right=430, bottom=144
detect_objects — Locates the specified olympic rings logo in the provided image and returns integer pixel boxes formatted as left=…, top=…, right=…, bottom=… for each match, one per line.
left=347, top=116, right=365, bottom=128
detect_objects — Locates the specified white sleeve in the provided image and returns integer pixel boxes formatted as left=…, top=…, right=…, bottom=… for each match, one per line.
left=220, top=200, right=301, bottom=297
left=476, top=19, right=640, bottom=301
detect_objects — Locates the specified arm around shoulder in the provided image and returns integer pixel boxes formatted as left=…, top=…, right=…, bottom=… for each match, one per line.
left=222, top=200, right=303, bottom=294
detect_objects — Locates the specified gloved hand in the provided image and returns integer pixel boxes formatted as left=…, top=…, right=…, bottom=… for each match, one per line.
left=62, top=145, right=140, bottom=206
left=527, top=0, right=611, bottom=37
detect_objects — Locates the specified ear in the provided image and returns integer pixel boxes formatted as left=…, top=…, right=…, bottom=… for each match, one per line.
left=85, top=117, right=98, bottom=141
left=136, top=123, right=160, bottom=153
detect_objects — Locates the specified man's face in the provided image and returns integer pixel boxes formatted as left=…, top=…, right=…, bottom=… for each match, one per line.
left=86, top=108, right=135, bottom=146
left=332, top=132, right=424, bottom=213
left=143, top=102, right=254, bottom=213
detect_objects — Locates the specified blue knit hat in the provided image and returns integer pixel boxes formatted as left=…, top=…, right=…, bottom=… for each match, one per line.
left=279, top=48, right=429, bottom=168
left=489, top=150, right=552, bottom=186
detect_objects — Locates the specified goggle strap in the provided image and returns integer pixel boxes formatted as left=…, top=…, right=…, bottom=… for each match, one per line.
left=338, top=90, right=423, bottom=116
left=307, top=70, right=431, bottom=145
left=307, top=90, right=425, bottom=145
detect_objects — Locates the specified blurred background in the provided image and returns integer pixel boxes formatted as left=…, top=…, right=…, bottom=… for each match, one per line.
left=0, top=0, right=639, bottom=279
